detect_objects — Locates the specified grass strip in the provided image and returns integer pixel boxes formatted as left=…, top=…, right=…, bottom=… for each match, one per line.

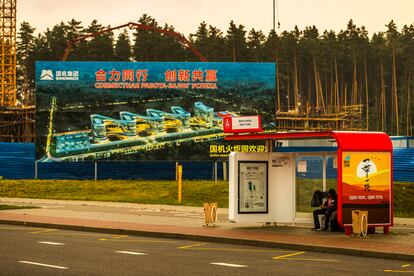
left=0, top=204, right=39, bottom=210
left=0, top=179, right=412, bottom=217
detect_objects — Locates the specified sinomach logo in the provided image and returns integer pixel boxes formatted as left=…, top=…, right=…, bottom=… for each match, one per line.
left=40, top=70, right=54, bottom=80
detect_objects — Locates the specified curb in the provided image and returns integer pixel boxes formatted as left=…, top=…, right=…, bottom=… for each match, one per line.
left=1, top=219, right=413, bottom=262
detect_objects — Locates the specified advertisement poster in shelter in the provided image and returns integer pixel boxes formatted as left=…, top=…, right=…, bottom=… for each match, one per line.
left=341, top=152, right=391, bottom=224
left=238, top=161, right=268, bottom=213
left=35, top=61, right=275, bottom=162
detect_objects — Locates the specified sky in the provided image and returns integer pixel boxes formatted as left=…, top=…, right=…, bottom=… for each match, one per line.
left=18, top=0, right=414, bottom=37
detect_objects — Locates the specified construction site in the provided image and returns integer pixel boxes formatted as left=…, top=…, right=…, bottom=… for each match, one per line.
left=0, top=0, right=34, bottom=142
left=0, top=0, right=367, bottom=145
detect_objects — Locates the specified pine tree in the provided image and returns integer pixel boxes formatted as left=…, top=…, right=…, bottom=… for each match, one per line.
left=17, top=22, right=35, bottom=101
left=115, top=30, right=132, bottom=61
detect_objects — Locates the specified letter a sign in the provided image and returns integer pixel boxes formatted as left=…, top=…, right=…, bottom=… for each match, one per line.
left=223, top=117, right=232, bottom=132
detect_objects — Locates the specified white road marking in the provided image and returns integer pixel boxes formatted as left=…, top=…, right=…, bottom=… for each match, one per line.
left=116, top=251, right=147, bottom=255
left=38, top=241, right=65, bottom=245
left=18, top=261, right=68, bottom=270
left=210, top=262, right=247, bottom=268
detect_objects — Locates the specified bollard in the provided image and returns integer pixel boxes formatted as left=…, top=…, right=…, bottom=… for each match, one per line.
left=177, top=165, right=183, bottom=203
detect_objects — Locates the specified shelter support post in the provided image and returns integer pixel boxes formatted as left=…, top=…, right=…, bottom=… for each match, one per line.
left=323, top=155, right=326, bottom=191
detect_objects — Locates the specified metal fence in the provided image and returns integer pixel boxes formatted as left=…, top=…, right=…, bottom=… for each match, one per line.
left=0, top=141, right=412, bottom=182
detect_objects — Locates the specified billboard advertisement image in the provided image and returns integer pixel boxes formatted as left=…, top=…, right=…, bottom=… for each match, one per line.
left=341, top=152, right=391, bottom=224
left=36, top=62, right=275, bottom=162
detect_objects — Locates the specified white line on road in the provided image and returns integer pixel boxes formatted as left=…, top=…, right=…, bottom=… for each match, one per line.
left=18, top=261, right=68, bottom=270
left=38, top=241, right=65, bottom=245
left=116, top=251, right=148, bottom=255
left=210, top=262, right=247, bottom=268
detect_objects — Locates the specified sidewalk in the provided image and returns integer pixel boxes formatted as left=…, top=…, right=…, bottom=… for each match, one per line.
left=0, top=197, right=413, bottom=261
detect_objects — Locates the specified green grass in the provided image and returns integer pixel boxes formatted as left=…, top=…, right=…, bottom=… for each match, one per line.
left=0, top=179, right=412, bottom=217
left=0, top=204, right=38, bottom=210
left=0, top=180, right=228, bottom=208
left=394, top=182, right=414, bottom=218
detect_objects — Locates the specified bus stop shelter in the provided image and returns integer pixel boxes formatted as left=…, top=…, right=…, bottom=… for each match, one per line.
left=226, top=131, right=393, bottom=234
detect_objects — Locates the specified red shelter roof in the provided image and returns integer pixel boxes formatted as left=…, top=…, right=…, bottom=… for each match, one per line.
left=225, top=131, right=393, bottom=152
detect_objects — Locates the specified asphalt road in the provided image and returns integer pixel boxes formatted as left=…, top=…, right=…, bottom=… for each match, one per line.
left=0, top=224, right=412, bottom=276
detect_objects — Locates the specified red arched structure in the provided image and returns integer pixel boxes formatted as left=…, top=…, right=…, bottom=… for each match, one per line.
left=62, top=22, right=207, bottom=62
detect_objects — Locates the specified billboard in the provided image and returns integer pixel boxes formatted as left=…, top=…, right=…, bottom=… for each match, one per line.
left=36, top=62, right=275, bottom=162
left=341, top=152, right=391, bottom=225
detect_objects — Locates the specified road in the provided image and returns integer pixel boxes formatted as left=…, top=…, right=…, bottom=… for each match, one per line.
left=0, top=224, right=412, bottom=276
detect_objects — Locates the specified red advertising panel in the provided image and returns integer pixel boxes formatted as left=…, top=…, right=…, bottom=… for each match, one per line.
left=341, top=152, right=391, bottom=225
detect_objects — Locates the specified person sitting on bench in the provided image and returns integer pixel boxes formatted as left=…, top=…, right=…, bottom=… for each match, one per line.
left=311, top=189, right=337, bottom=231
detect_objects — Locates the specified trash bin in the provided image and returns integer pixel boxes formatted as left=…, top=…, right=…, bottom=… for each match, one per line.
left=203, top=202, right=217, bottom=226
left=352, top=210, right=368, bottom=237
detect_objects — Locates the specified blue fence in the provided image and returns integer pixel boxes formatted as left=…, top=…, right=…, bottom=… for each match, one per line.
left=393, top=148, right=414, bottom=182
left=0, top=142, right=411, bottom=182
left=0, top=142, right=225, bottom=180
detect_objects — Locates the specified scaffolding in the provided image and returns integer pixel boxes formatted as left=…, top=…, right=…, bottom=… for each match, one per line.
left=274, top=104, right=365, bottom=131
left=0, top=0, right=16, bottom=106
left=0, top=0, right=34, bottom=142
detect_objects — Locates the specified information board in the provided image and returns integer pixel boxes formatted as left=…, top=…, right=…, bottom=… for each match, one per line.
left=238, top=161, right=268, bottom=213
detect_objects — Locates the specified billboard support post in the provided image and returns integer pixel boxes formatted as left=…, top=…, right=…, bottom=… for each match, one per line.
left=223, top=161, right=227, bottom=181
left=34, top=161, right=38, bottom=180
left=214, top=162, right=218, bottom=182
left=94, top=161, right=97, bottom=181
left=175, top=162, right=178, bottom=181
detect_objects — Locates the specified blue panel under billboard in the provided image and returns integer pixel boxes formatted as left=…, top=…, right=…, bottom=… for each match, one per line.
left=36, top=61, right=275, bottom=162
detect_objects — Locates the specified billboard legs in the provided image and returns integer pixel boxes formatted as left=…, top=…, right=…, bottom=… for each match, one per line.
left=94, top=162, right=97, bottom=181
left=34, top=161, right=38, bottom=180
left=223, top=161, right=227, bottom=181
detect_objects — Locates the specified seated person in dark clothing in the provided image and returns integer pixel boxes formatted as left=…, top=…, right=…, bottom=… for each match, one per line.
left=312, top=189, right=337, bottom=231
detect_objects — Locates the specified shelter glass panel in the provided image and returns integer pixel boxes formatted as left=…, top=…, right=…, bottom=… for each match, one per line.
left=295, top=155, right=323, bottom=213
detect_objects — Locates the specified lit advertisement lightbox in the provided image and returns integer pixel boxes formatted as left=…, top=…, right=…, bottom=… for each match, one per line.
left=35, top=62, right=275, bottom=162
left=341, top=152, right=391, bottom=225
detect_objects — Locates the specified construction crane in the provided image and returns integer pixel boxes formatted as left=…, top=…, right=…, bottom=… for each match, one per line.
left=62, top=22, right=208, bottom=62
left=0, top=0, right=16, bottom=106
left=0, top=0, right=35, bottom=142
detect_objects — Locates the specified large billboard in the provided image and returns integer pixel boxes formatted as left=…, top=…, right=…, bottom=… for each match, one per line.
left=36, top=62, right=275, bottom=162
left=341, top=152, right=391, bottom=225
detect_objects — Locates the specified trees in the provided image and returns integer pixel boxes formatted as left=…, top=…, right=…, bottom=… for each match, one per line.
left=82, top=20, right=115, bottom=61
left=17, top=22, right=35, bottom=103
left=18, top=15, right=414, bottom=135
left=247, top=29, right=265, bottom=62
left=225, top=21, right=249, bottom=62
left=115, top=30, right=132, bottom=61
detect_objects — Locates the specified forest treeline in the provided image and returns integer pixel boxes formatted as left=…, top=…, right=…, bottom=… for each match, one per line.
left=17, top=14, right=413, bottom=135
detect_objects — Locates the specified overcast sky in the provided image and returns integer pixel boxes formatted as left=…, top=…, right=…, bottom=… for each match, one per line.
left=18, top=0, right=414, bottom=37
